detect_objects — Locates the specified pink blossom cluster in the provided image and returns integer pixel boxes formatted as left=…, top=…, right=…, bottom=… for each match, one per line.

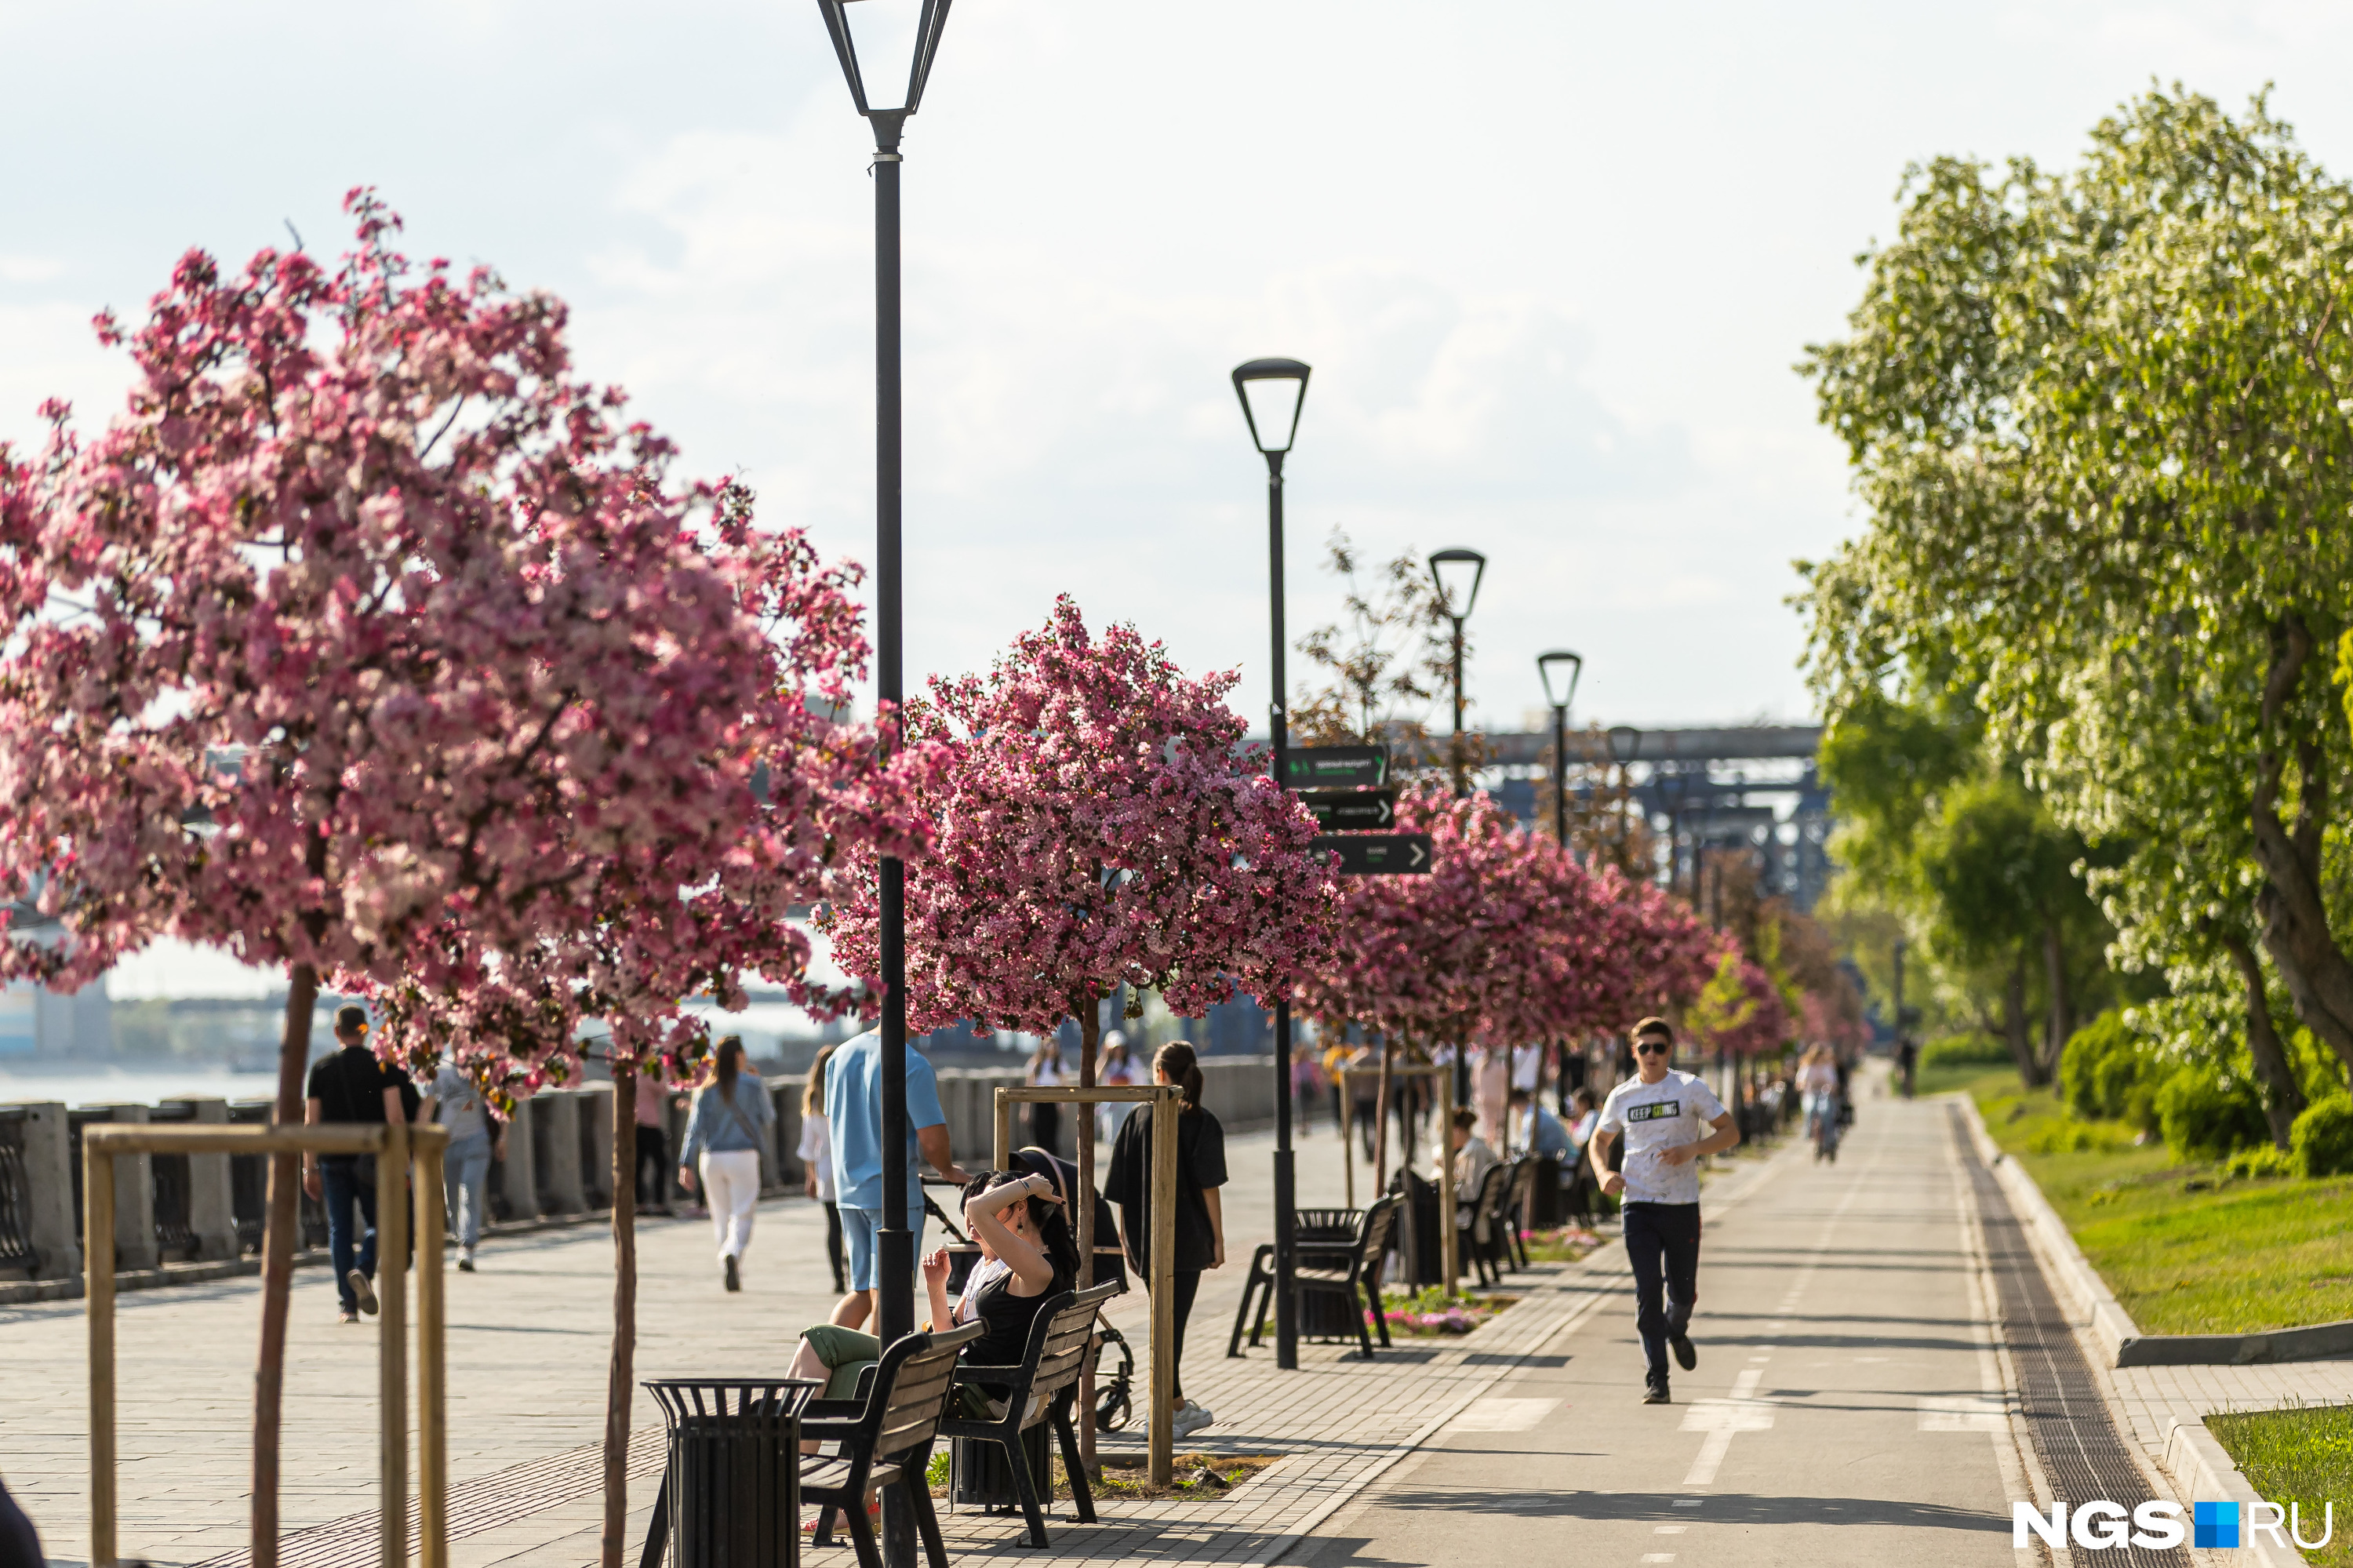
left=0, top=192, right=929, bottom=1097
left=1289, top=785, right=1718, bottom=1049
left=823, top=596, right=1336, bottom=1035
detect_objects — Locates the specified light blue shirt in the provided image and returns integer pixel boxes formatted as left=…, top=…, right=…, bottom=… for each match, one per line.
left=1523, top=1104, right=1574, bottom=1162
left=826, top=1029, right=946, bottom=1217
left=680, top=1075, right=774, bottom=1166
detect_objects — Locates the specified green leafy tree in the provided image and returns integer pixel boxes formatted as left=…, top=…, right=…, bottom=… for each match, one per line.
left=1799, top=88, right=2353, bottom=1093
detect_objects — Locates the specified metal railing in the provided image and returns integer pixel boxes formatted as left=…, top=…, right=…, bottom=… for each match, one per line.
left=0, top=1106, right=35, bottom=1277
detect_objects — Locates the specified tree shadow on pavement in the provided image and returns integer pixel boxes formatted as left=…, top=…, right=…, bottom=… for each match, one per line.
left=1354, top=1488, right=2009, bottom=1533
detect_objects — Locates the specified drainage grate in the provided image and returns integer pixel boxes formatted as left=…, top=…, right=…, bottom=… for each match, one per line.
left=1956, top=1108, right=2188, bottom=1568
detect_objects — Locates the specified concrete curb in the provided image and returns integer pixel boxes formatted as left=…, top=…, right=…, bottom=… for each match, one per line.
left=2162, top=1418, right=2310, bottom=1568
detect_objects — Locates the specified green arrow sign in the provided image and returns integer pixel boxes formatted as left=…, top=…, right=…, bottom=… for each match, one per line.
left=1313, top=832, right=1432, bottom=875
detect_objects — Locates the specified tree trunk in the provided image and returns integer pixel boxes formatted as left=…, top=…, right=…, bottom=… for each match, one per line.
left=2249, top=613, right=2353, bottom=1079
left=2000, top=949, right=2044, bottom=1087
left=2039, top=919, right=2074, bottom=1075
left=2220, top=932, right=2309, bottom=1150
left=1074, top=998, right=1099, bottom=1477
left=250, top=960, right=318, bottom=1568
left=603, top=1062, right=638, bottom=1568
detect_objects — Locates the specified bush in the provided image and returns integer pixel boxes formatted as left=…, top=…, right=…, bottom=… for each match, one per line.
left=2060, top=1010, right=2158, bottom=1128
left=2223, top=1145, right=2296, bottom=1181
left=1922, top=1034, right=2009, bottom=1070
left=2290, top=1095, right=2353, bottom=1178
left=2155, top=1068, right=2271, bottom=1162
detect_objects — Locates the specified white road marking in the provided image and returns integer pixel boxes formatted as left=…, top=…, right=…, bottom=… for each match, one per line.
left=1672, top=1499, right=1702, bottom=1508
left=1678, top=1368, right=1774, bottom=1486
left=1642, top=1555, right=1678, bottom=1563
left=1918, top=1394, right=2008, bottom=1432
left=1655, top=1525, right=1688, bottom=1534
left=1448, top=1397, right=1561, bottom=1432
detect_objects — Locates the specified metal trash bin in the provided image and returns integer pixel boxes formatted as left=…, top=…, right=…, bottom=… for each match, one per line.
left=951, top=1420, right=1053, bottom=1512
left=1293, top=1208, right=1365, bottom=1341
left=642, top=1378, right=818, bottom=1568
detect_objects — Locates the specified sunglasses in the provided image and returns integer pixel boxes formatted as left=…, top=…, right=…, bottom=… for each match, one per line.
left=1633, top=1041, right=1671, bottom=1056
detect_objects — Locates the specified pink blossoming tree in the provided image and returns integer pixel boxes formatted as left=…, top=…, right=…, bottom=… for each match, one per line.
left=824, top=597, right=1337, bottom=1380
left=0, top=193, right=922, bottom=1567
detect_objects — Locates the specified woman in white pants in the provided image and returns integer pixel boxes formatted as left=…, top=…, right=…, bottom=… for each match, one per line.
left=677, top=1035, right=773, bottom=1291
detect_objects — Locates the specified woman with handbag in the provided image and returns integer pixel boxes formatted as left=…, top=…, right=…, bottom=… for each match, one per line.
left=678, top=1035, right=773, bottom=1292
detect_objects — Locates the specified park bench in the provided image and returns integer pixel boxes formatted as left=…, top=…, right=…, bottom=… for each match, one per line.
left=804, top=1319, right=984, bottom=1568
left=1502, top=1156, right=1539, bottom=1270
left=1229, top=1194, right=1400, bottom=1361
left=1466, top=1161, right=1515, bottom=1287
left=936, top=1277, right=1122, bottom=1547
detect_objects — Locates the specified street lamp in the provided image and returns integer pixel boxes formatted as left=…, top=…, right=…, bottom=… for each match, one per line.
left=1232, top=355, right=1310, bottom=1372
left=816, top=9, right=951, bottom=1559
left=1427, top=548, right=1486, bottom=798
left=1606, top=723, right=1642, bottom=871
left=1536, top=650, right=1583, bottom=847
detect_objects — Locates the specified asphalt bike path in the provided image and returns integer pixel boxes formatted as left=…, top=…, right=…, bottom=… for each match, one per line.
left=1293, top=1089, right=2024, bottom=1568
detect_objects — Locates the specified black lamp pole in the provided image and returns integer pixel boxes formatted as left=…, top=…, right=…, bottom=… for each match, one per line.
left=1426, top=547, right=1484, bottom=1113
left=1537, top=651, right=1584, bottom=848
left=816, top=8, right=950, bottom=1563
left=1234, top=358, right=1310, bottom=1372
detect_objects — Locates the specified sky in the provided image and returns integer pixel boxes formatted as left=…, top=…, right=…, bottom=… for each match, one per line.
left=6, top=1, right=2353, bottom=750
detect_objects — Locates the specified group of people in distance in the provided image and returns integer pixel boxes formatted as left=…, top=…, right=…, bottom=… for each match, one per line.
left=304, top=1002, right=1798, bottom=1424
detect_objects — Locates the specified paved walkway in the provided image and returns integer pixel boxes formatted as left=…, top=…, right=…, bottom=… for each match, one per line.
left=6, top=1073, right=2347, bottom=1568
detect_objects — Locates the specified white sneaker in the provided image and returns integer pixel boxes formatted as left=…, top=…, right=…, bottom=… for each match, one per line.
left=1171, top=1402, right=1214, bottom=1439
left=456, top=1247, right=475, bottom=1272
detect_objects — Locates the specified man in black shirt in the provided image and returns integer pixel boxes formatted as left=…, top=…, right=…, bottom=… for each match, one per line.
left=303, top=1006, right=409, bottom=1323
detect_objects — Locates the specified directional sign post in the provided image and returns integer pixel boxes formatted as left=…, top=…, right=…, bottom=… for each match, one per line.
left=1283, top=745, right=1389, bottom=791
left=1302, top=789, right=1397, bottom=831
left=1313, top=832, right=1434, bottom=875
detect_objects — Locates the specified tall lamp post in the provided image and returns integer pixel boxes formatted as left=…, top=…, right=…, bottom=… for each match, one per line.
left=816, top=9, right=951, bottom=1561
left=1233, top=357, right=1310, bottom=1371
left=1427, top=549, right=1486, bottom=799
left=1536, top=650, right=1584, bottom=846
left=1607, top=724, right=1642, bottom=869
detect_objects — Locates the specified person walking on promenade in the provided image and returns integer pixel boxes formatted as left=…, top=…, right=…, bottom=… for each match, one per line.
left=1096, top=1030, right=1138, bottom=1148
left=1024, top=1037, right=1067, bottom=1156
left=798, top=1044, right=846, bottom=1294
left=1796, top=1044, right=1841, bottom=1162
left=826, top=1027, right=969, bottom=1330
left=1588, top=1017, right=1739, bottom=1405
left=677, top=1035, right=772, bottom=1293
left=419, top=1060, right=503, bottom=1271
left=302, top=1006, right=411, bottom=1324
left=635, top=1068, right=677, bottom=1216
left=1105, top=1042, right=1227, bottom=1439
left=1291, top=1044, right=1322, bottom=1137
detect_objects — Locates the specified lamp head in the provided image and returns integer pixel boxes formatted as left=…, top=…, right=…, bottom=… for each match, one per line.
left=1232, top=358, right=1311, bottom=457
left=816, top=0, right=951, bottom=140
left=1606, top=725, right=1642, bottom=766
left=1427, top=548, right=1486, bottom=622
left=1537, top=649, right=1584, bottom=713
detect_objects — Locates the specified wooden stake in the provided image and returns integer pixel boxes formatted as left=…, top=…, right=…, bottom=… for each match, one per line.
left=1439, top=1071, right=1458, bottom=1294
left=87, top=1140, right=116, bottom=1568
left=415, top=1128, right=448, bottom=1568
left=378, top=1122, right=409, bottom=1568
left=1147, top=1083, right=1178, bottom=1490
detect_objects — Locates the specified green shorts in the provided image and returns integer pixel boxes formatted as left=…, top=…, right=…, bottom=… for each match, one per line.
left=799, top=1323, right=998, bottom=1416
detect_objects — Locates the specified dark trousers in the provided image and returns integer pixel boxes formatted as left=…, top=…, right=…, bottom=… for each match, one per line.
left=321, top=1159, right=378, bottom=1312
left=1623, top=1202, right=1701, bottom=1387
left=635, top=1122, right=669, bottom=1210
left=1031, top=1102, right=1060, bottom=1156
left=823, top=1200, right=846, bottom=1293
left=1162, top=1268, right=1202, bottom=1402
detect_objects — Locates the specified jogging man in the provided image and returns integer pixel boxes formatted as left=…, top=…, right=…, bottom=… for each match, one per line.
left=1588, top=1017, right=1738, bottom=1405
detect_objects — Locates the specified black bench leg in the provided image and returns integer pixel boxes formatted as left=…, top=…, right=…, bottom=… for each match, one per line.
left=1363, top=1274, right=1391, bottom=1349
left=907, top=1453, right=951, bottom=1568
left=1349, top=1283, right=1376, bottom=1360
left=1055, top=1404, right=1097, bottom=1524
left=1006, top=1428, right=1052, bottom=1547
left=814, top=1501, right=839, bottom=1548
left=842, top=1493, right=884, bottom=1568
left=636, top=1467, right=669, bottom=1568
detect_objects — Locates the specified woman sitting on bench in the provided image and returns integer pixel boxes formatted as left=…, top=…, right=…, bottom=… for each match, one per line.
left=786, top=1170, right=1076, bottom=1419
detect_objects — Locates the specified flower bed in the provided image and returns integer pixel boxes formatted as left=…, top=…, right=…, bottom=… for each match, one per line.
left=1520, top=1225, right=1602, bottom=1264
left=1373, top=1285, right=1518, bottom=1337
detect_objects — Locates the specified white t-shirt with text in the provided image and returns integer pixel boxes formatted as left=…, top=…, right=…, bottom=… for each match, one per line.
left=1597, top=1068, right=1727, bottom=1206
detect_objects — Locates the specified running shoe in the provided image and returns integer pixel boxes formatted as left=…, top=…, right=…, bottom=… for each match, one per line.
left=457, top=1248, right=476, bottom=1273
left=1671, top=1333, right=1697, bottom=1371
left=1172, top=1402, right=1216, bottom=1439
left=337, top=1311, right=360, bottom=1325
left=348, top=1269, right=379, bottom=1316
left=724, top=1254, right=740, bottom=1293
left=1642, top=1382, right=1671, bottom=1406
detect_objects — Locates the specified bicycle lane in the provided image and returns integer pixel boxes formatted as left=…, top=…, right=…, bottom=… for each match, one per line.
left=1290, top=1086, right=2026, bottom=1568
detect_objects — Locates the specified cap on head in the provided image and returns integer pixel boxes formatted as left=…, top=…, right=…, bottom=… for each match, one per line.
left=335, top=1005, right=369, bottom=1035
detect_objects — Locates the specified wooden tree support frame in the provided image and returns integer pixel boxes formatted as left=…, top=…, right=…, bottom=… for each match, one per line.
left=993, top=1083, right=1180, bottom=1488
left=83, top=1122, right=451, bottom=1568
left=1336, top=1064, right=1458, bottom=1292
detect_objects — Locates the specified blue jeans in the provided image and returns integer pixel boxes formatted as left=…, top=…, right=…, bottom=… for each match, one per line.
left=321, top=1159, right=377, bottom=1312
left=1623, top=1201, right=1700, bottom=1387
left=443, top=1133, right=493, bottom=1249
